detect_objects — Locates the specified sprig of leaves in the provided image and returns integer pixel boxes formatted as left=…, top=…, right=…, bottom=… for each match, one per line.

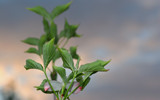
left=23, top=2, right=111, bottom=100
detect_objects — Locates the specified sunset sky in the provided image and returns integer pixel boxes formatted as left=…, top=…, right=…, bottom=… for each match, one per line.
left=0, top=0, right=160, bottom=100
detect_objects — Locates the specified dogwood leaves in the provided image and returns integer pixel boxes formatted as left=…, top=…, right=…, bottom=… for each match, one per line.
left=23, top=1, right=111, bottom=99
left=53, top=66, right=67, bottom=83
left=25, top=47, right=39, bottom=55
left=27, top=2, right=72, bottom=21
left=24, top=59, right=43, bottom=71
left=22, top=37, right=39, bottom=46
left=58, top=48, right=75, bottom=71
left=27, top=6, right=51, bottom=21
left=51, top=2, right=72, bottom=20
left=78, top=60, right=111, bottom=73
left=59, top=19, right=80, bottom=39
left=43, top=38, right=56, bottom=68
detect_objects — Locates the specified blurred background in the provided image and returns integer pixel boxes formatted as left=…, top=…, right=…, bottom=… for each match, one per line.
left=0, top=0, right=160, bottom=100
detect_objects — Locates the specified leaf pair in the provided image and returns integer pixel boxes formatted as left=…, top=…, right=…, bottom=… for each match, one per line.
left=22, top=35, right=47, bottom=56
left=24, top=38, right=56, bottom=70
left=76, top=60, right=111, bottom=90
left=78, top=60, right=111, bottom=73
left=27, top=2, right=72, bottom=21
left=59, top=19, right=81, bottom=39
left=58, top=48, right=75, bottom=72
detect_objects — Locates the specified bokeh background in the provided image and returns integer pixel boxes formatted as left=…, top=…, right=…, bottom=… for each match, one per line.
left=0, top=0, right=160, bottom=100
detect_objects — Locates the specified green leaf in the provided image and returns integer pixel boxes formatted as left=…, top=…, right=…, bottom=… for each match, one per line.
left=76, top=76, right=83, bottom=84
left=59, top=19, right=81, bottom=39
left=50, top=70, right=57, bottom=80
left=27, top=6, right=51, bottom=21
left=43, top=38, right=56, bottom=68
left=52, top=50, right=60, bottom=62
left=24, top=59, right=43, bottom=71
left=43, top=17, right=50, bottom=34
left=54, top=66, right=67, bottom=83
left=38, top=34, right=47, bottom=55
left=58, top=48, right=75, bottom=71
left=83, top=72, right=93, bottom=81
left=51, top=2, right=72, bottom=20
left=25, top=47, right=39, bottom=55
left=67, top=72, right=74, bottom=81
left=70, top=46, right=79, bottom=59
left=50, top=21, right=58, bottom=44
left=82, top=77, right=90, bottom=90
left=78, top=60, right=111, bottom=73
left=22, top=37, right=39, bottom=46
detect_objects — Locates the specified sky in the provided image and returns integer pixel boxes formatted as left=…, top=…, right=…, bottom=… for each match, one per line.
left=0, top=0, right=160, bottom=100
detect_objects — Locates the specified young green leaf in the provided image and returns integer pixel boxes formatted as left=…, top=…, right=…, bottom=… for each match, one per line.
left=25, top=47, right=39, bottom=55
left=76, top=76, right=83, bottom=84
left=24, top=59, right=43, bottom=71
left=22, top=37, right=39, bottom=46
left=50, top=70, right=57, bottom=80
left=53, top=66, right=67, bottom=83
left=58, top=48, right=75, bottom=71
left=83, top=72, right=93, bottom=82
left=43, top=38, right=56, bottom=68
left=78, top=60, right=110, bottom=73
left=81, top=77, right=90, bottom=91
left=43, top=17, right=50, bottom=34
left=70, top=46, right=79, bottom=59
left=67, top=72, right=74, bottom=82
left=82, top=60, right=110, bottom=77
left=52, top=50, right=60, bottom=62
left=50, top=21, right=58, bottom=44
left=59, top=19, right=81, bottom=39
left=38, top=34, right=47, bottom=55
left=51, top=2, right=72, bottom=20
left=27, top=6, right=51, bottom=21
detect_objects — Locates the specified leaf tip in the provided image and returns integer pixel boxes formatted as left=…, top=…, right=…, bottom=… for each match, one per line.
left=26, top=7, right=31, bottom=10
left=24, top=65, right=28, bottom=70
left=68, top=1, right=73, bottom=5
left=21, top=40, right=25, bottom=42
left=105, top=69, right=110, bottom=72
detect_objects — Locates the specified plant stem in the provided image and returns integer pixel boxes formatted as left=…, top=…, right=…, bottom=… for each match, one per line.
left=67, top=84, right=81, bottom=98
left=63, top=74, right=76, bottom=100
left=61, top=84, right=66, bottom=96
left=52, top=62, right=57, bottom=100
left=44, top=69, right=59, bottom=100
